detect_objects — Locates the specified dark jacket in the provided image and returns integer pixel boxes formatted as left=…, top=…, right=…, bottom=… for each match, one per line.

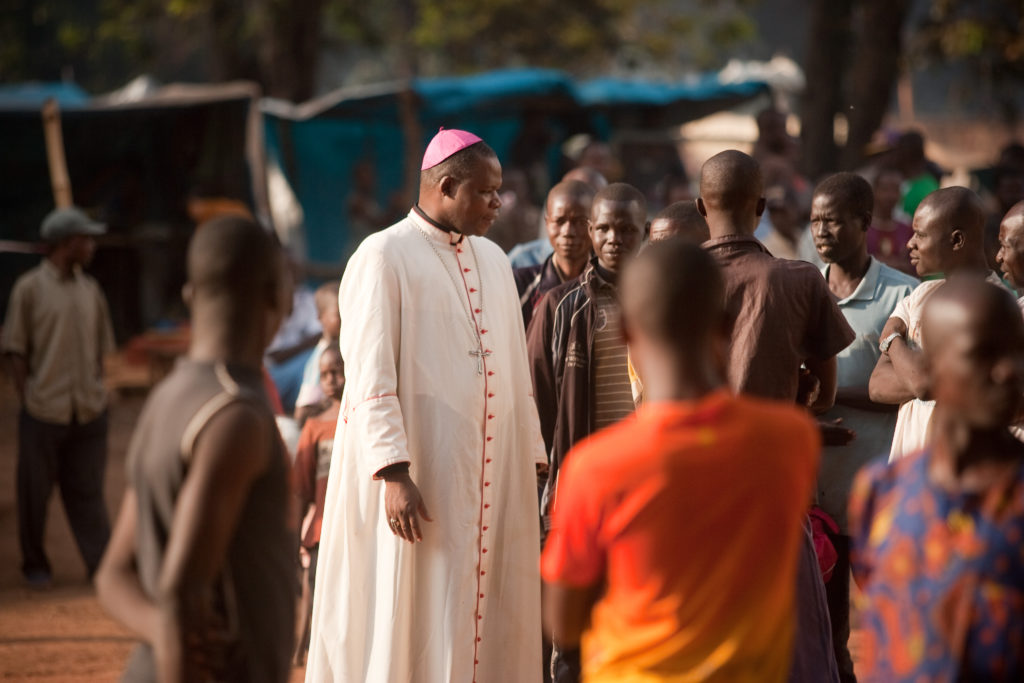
left=526, top=259, right=617, bottom=526
left=513, top=255, right=565, bottom=330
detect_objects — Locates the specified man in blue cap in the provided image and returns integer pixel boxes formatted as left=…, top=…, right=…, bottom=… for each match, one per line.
left=3, top=206, right=115, bottom=588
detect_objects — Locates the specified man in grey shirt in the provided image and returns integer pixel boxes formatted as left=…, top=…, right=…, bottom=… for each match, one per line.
left=809, top=173, right=918, bottom=682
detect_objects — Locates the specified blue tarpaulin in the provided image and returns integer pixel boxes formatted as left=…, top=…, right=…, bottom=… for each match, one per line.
left=263, top=68, right=769, bottom=268
left=0, top=82, right=90, bottom=109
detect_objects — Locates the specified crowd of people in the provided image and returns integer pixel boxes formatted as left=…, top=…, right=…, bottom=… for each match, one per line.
left=5, top=116, right=1024, bottom=683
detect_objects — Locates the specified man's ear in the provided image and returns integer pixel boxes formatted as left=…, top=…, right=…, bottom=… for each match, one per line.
left=696, top=197, right=708, bottom=218
left=755, top=197, right=767, bottom=217
left=440, top=176, right=456, bottom=199
left=861, top=211, right=873, bottom=232
left=950, top=228, right=965, bottom=251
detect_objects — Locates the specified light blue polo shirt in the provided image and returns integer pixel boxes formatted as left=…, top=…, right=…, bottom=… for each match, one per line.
left=816, top=257, right=919, bottom=532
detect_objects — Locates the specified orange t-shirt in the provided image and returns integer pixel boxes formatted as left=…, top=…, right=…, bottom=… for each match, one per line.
left=291, top=412, right=338, bottom=548
left=540, top=390, right=819, bottom=682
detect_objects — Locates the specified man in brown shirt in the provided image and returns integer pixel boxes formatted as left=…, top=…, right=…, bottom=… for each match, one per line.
left=2, top=207, right=115, bottom=587
left=698, top=150, right=855, bottom=683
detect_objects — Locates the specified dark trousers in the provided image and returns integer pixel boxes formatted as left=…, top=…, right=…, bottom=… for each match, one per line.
left=824, top=534, right=856, bottom=683
left=17, top=409, right=111, bottom=579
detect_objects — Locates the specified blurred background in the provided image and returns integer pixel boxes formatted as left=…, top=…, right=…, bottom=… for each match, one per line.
left=4, top=0, right=1024, bottom=343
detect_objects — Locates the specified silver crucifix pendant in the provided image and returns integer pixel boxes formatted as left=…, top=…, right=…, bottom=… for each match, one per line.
left=469, top=348, right=491, bottom=374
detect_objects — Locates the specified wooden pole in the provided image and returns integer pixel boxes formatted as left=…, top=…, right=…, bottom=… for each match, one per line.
left=41, top=98, right=73, bottom=208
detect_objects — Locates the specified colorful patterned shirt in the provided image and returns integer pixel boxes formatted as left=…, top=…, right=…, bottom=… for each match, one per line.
left=850, top=451, right=1024, bottom=682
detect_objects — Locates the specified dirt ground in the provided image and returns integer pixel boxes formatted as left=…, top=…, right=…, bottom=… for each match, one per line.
left=0, top=370, right=306, bottom=682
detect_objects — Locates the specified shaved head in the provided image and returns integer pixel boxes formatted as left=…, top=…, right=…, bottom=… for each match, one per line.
left=622, top=239, right=724, bottom=349
left=921, top=277, right=1024, bottom=428
left=917, top=186, right=985, bottom=243
left=545, top=180, right=595, bottom=214
left=908, top=186, right=988, bottom=275
left=594, top=182, right=647, bottom=215
left=698, top=150, right=764, bottom=237
left=187, top=215, right=281, bottom=303
left=699, top=150, right=763, bottom=211
left=1002, top=200, right=1024, bottom=233
left=650, top=201, right=710, bottom=243
left=997, top=200, right=1024, bottom=288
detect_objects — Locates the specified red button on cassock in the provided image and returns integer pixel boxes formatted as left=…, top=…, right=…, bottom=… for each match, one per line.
left=487, top=371, right=494, bottom=376
left=464, top=268, right=471, bottom=273
left=486, top=458, right=492, bottom=463
left=486, top=436, right=493, bottom=442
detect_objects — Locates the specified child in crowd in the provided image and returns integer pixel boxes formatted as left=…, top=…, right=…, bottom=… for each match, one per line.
left=294, top=280, right=341, bottom=426
left=291, top=344, right=343, bottom=663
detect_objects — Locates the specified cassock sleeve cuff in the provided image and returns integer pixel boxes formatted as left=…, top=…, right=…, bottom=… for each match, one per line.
left=372, top=459, right=412, bottom=480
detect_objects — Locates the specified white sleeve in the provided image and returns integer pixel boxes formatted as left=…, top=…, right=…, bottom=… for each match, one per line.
left=338, top=243, right=411, bottom=478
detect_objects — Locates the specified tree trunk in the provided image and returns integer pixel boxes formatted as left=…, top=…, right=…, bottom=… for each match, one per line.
left=261, top=0, right=325, bottom=102
left=207, top=0, right=260, bottom=83
left=841, top=0, right=911, bottom=170
left=800, top=0, right=854, bottom=181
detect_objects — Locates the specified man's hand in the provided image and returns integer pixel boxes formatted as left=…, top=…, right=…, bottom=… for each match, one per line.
left=797, top=367, right=821, bottom=408
left=818, top=418, right=855, bottom=446
left=384, top=471, right=432, bottom=543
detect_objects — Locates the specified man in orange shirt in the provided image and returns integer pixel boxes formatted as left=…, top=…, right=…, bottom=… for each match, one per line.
left=541, top=239, right=820, bottom=682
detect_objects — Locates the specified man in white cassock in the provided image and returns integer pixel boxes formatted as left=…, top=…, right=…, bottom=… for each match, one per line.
left=305, top=129, right=547, bottom=683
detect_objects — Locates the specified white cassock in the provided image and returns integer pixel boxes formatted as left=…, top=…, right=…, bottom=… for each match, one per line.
left=306, top=210, right=546, bottom=683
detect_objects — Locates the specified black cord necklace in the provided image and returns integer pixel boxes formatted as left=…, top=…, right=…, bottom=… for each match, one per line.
left=413, top=204, right=461, bottom=235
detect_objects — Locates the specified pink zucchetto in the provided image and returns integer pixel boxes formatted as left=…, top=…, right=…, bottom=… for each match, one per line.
left=421, top=127, right=484, bottom=170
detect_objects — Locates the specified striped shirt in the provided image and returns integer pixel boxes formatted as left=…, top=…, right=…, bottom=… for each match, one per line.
left=591, top=289, right=634, bottom=430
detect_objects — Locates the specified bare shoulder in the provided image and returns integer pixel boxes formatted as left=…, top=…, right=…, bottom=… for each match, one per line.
left=191, top=400, right=275, bottom=478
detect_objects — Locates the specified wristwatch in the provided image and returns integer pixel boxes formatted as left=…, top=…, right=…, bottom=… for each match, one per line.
left=879, top=331, right=903, bottom=355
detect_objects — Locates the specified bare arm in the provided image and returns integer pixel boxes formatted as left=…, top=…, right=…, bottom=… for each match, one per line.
left=95, top=489, right=160, bottom=643
left=804, top=355, right=838, bottom=414
left=868, top=317, right=927, bottom=403
left=542, top=581, right=602, bottom=648
left=4, top=352, right=28, bottom=403
left=155, top=403, right=273, bottom=683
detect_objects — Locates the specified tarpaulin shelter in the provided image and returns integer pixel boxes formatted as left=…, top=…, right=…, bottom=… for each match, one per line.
left=0, top=81, right=265, bottom=339
left=262, top=68, right=770, bottom=269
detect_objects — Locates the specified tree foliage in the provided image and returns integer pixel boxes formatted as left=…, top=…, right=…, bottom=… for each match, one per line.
left=0, top=0, right=758, bottom=100
left=911, top=0, right=1024, bottom=118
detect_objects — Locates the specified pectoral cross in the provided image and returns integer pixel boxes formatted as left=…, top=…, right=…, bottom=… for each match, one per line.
left=469, top=347, right=491, bottom=375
